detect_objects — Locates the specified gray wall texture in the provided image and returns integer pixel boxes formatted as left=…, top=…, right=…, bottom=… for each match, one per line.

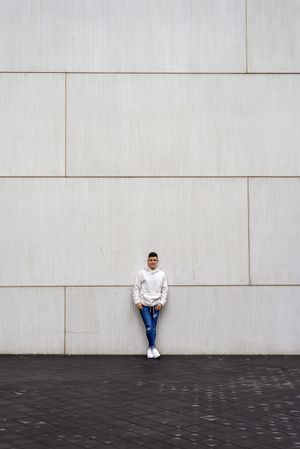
left=0, top=0, right=299, bottom=354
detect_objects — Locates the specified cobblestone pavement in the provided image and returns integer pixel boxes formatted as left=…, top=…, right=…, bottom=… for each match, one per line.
left=0, top=356, right=299, bottom=449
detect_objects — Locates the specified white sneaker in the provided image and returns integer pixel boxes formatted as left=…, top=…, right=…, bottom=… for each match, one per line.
left=147, top=348, right=154, bottom=359
left=152, top=347, right=160, bottom=359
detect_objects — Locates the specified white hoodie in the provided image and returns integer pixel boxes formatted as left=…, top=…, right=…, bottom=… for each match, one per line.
left=133, top=266, right=168, bottom=307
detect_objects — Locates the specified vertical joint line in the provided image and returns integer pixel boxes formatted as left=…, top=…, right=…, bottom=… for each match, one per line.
left=247, top=178, right=251, bottom=285
left=245, top=0, right=248, bottom=73
left=65, top=73, right=67, bottom=177
left=64, top=287, right=67, bottom=354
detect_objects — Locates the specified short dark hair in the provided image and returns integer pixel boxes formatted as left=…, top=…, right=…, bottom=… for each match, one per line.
left=148, top=252, right=158, bottom=258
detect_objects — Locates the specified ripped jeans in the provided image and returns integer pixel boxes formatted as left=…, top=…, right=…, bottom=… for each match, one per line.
left=139, top=306, right=160, bottom=348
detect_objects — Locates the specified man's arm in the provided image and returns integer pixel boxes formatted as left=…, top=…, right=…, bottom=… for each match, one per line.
left=133, top=272, right=143, bottom=307
left=160, top=274, right=168, bottom=306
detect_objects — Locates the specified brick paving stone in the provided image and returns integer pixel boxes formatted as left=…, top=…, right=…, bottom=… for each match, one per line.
left=0, top=355, right=299, bottom=448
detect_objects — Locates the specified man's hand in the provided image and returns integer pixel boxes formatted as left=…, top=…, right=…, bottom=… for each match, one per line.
left=136, top=302, right=143, bottom=310
left=155, top=304, right=162, bottom=311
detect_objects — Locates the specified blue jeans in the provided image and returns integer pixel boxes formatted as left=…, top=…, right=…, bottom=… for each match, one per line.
left=140, top=306, right=160, bottom=348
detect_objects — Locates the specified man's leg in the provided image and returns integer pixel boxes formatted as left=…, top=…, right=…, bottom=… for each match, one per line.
left=151, top=307, right=160, bottom=348
left=140, top=306, right=159, bottom=348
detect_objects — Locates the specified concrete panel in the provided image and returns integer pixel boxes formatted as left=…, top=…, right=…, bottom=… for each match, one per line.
left=66, top=286, right=300, bottom=354
left=0, top=0, right=246, bottom=72
left=249, top=179, right=300, bottom=285
left=66, top=287, right=142, bottom=354
left=67, top=74, right=300, bottom=176
left=66, top=178, right=248, bottom=285
left=0, top=179, right=67, bottom=286
left=0, top=287, right=64, bottom=354
left=161, top=286, right=300, bottom=354
left=0, top=74, right=65, bottom=176
left=0, top=178, right=248, bottom=286
left=248, top=0, right=300, bottom=73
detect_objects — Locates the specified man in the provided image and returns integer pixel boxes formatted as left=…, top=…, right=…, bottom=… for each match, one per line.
left=133, top=252, right=168, bottom=359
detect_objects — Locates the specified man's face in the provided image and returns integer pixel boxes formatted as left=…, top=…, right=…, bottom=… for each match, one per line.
left=147, top=257, right=158, bottom=270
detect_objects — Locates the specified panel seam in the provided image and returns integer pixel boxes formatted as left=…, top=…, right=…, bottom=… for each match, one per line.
left=1, top=71, right=300, bottom=75
left=65, top=73, right=67, bottom=177
left=247, top=178, right=251, bottom=285
left=245, top=0, right=248, bottom=73
left=64, top=286, right=66, bottom=355
left=0, top=284, right=299, bottom=288
left=1, top=176, right=300, bottom=179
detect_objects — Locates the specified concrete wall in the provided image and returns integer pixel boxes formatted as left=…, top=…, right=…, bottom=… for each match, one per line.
left=0, top=0, right=299, bottom=354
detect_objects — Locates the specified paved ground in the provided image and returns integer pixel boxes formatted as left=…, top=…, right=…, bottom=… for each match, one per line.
left=0, top=356, right=299, bottom=449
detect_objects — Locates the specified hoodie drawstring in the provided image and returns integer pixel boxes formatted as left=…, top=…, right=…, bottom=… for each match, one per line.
left=150, top=306, right=156, bottom=318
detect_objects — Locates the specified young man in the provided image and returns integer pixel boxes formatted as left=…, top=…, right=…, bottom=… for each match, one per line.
left=133, top=252, right=168, bottom=359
